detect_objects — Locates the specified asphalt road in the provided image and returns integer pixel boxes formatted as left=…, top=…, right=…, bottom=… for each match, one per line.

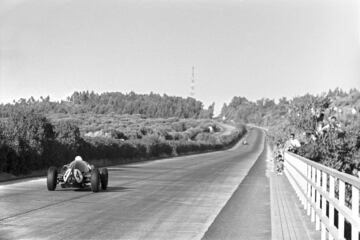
left=0, top=128, right=267, bottom=240
left=203, top=140, right=271, bottom=239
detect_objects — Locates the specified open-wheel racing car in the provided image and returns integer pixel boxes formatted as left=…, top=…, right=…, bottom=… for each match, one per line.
left=47, top=156, right=108, bottom=192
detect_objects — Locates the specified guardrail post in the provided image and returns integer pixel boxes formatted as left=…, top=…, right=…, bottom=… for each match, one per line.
left=321, top=171, right=327, bottom=240
left=294, top=158, right=303, bottom=203
left=307, top=164, right=311, bottom=215
left=311, top=166, right=316, bottom=223
left=329, top=175, right=335, bottom=240
left=352, top=185, right=359, bottom=240
left=301, top=161, right=306, bottom=207
left=316, top=169, right=321, bottom=230
left=338, top=180, right=345, bottom=239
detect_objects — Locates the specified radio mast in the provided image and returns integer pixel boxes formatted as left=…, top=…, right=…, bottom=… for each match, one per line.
left=190, top=66, right=195, bottom=97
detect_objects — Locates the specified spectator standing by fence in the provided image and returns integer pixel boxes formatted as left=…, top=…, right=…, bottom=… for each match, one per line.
left=316, top=112, right=326, bottom=135
left=321, top=116, right=343, bottom=132
left=285, top=133, right=301, bottom=153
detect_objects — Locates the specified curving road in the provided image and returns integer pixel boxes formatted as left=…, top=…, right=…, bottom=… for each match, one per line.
left=0, top=128, right=268, bottom=240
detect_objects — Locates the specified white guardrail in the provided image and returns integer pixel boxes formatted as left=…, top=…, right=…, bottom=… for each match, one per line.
left=284, top=151, right=360, bottom=240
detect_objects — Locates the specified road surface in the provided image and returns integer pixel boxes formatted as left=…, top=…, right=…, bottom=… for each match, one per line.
left=203, top=140, right=271, bottom=239
left=0, top=128, right=268, bottom=240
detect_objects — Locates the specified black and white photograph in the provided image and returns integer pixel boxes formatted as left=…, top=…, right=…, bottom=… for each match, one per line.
left=0, top=0, right=360, bottom=239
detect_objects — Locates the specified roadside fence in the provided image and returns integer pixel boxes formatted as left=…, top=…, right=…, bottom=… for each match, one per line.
left=284, top=151, right=360, bottom=240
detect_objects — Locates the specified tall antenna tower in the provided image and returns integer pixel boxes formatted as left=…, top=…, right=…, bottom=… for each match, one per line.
left=190, top=66, right=195, bottom=97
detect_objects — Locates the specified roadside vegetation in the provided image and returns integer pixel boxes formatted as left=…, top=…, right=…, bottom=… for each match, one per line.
left=0, top=92, right=245, bottom=176
left=221, top=88, right=360, bottom=176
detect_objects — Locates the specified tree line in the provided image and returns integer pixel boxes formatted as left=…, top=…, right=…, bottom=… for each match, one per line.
left=0, top=91, right=214, bottom=119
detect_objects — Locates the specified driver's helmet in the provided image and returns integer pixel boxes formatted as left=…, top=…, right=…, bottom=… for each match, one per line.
left=75, top=156, right=83, bottom=161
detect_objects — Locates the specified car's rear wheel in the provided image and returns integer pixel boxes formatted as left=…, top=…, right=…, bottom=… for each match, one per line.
left=91, top=168, right=100, bottom=192
left=100, top=168, right=108, bottom=190
left=47, top=167, right=58, bottom=191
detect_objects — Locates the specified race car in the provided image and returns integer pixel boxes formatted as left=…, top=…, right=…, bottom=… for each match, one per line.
left=46, top=156, right=108, bottom=193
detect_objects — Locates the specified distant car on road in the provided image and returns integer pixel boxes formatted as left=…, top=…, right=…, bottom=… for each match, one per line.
left=47, top=156, right=108, bottom=192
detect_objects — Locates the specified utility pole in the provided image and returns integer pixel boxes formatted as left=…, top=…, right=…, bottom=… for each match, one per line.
left=190, top=66, right=195, bottom=98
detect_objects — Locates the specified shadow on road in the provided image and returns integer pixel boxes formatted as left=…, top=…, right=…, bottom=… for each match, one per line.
left=55, top=186, right=131, bottom=193
left=105, top=186, right=131, bottom=192
left=108, top=166, right=142, bottom=171
left=107, top=168, right=125, bottom=171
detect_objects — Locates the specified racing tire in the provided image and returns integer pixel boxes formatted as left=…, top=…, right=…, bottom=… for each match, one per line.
left=91, top=168, right=100, bottom=192
left=100, top=168, right=108, bottom=190
left=47, top=167, right=58, bottom=191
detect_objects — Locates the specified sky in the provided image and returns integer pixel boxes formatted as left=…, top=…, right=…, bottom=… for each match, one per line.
left=1, top=0, right=360, bottom=114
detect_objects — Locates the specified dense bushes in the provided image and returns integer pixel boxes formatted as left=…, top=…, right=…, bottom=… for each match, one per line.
left=48, top=113, right=221, bottom=142
left=267, top=94, right=360, bottom=174
left=0, top=111, right=56, bottom=174
left=54, top=121, right=82, bottom=147
left=0, top=111, right=246, bottom=176
left=223, top=88, right=360, bottom=175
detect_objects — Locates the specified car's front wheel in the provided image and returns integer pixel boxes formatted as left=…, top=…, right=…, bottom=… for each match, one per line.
left=47, top=167, right=58, bottom=191
left=91, top=168, right=100, bottom=192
